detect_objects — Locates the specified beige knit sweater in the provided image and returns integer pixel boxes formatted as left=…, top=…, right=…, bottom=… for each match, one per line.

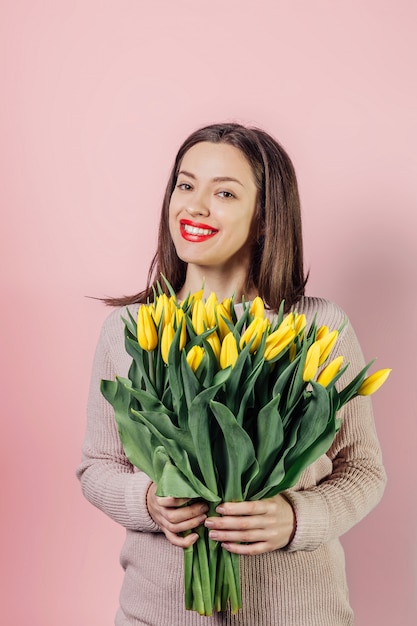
left=77, top=297, right=386, bottom=626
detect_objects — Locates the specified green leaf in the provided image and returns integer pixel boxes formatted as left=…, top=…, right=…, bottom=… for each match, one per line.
left=338, top=359, right=375, bottom=406
left=284, top=381, right=332, bottom=467
left=188, top=384, right=227, bottom=496
left=180, top=351, right=203, bottom=411
left=122, top=307, right=138, bottom=338
left=101, top=379, right=158, bottom=479
left=252, top=395, right=284, bottom=479
left=122, top=379, right=174, bottom=415
left=130, top=408, right=220, bottom=503
left=154, top=449, right=204, bottom=499
left=130, top=408, right=195, bottom=457
left=210, top=400, right=257, bottom=502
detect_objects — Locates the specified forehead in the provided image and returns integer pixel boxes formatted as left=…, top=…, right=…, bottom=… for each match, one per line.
left=179, top=142, right=256, bottom=184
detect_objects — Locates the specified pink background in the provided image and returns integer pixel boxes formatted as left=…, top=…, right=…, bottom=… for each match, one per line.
left=1, top=1, right=416, bottom=624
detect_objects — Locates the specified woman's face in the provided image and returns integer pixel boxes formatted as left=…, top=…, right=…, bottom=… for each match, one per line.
left=168, top=141, right=258, bottom=273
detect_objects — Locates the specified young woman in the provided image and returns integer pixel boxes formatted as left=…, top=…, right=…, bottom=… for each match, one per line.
left=77, top=123, right=386, bottom=625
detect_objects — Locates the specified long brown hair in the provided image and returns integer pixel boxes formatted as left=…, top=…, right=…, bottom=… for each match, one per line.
left=105, top=122, right=308, bottom=311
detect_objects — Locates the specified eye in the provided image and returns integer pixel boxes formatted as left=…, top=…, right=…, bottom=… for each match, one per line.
left=217, top=191, right=235, bottom=199
left=177, top=182, right=192, bottom=191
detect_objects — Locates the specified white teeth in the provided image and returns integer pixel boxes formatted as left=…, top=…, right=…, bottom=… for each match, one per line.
left=183, top=224, right=215, bottom=236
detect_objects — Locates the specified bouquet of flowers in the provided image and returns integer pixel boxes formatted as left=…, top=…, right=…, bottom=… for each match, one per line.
left=101, top=282, right=390, bottom=616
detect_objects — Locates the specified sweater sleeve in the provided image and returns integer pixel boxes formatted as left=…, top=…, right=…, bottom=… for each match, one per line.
left=76, top=312, right=160, bottom=532
left=283, top=318, right=387, bottom=552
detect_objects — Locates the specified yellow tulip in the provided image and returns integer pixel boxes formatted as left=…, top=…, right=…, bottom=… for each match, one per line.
left=216, top=303, right=233, bottom=339
left=263, top=326, right=296, bottom=361
left=303, top=342, right=321, bottom=381
left=137, top=305, right=158, bottom=351
left=294, top=314, right=307, bottom=335
left=289, top=342, right=297, bottom=362
left=317, top=330, right=338, bottom=365
left=221, top=298, right=232, bottom=315
left=175, top=308, right=187, bottom=350
left=189, top=289, right=204, bottom=307
left=192, top=299, right=209, bottom=335
left=153, top=293, right=175, bottom=327
left=249, top=296, right=265, bottom=319
left=316, top=325, right=329, bottom=341
left=160, top=322, right=175, bottom=364
left=206, top=331, right=221, bottom=361
left=317, top=356, right=344, bottom=387
left=186, top=345, right=205, bottom=372
left=357, top=368, right=392, bottom=396
left=205, top=292, right=218, bottom=328
left=220, top=332, right=239, bottom=369
left=239, top=318, right=267, bottom=353
left=281, top=313, right=297, bottom=330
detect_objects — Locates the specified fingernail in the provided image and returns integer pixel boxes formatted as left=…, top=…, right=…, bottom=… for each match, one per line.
left=204, top=519, right=214, bottom=528
left=216, top=506, right=225, bottom=514
left=209, top=531, right=218, bottom=539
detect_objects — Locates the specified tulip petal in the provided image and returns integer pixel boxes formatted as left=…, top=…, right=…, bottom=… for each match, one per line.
left=357, top=368, right=392, bottom=396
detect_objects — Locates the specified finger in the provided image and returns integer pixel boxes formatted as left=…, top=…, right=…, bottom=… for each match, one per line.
left=164, top=529, right=200, bottom=548
left=163, top=503, right=208, bottom=525
left=221, top=541, right=270, bottom=556
left=156, top=496, right=194, bottom=507
left=205, top=514, right=264, bottom=531
left=162, top=512, right=208, bottom=535
left=207, top=527, right=268, bottom=544
left=215, top=500, right=269, bottom=516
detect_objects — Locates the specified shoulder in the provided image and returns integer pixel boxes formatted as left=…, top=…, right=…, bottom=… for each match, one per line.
left=292, top=296, right=347, bottom=329
left=98, top=304, right=141, bottom=362
left=101, top=303, right=140, bottom=336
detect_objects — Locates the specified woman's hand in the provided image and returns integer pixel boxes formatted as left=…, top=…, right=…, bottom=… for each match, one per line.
left=146, top=482, right=208, bottom=548
left=204, top=494, right=296, bottom=555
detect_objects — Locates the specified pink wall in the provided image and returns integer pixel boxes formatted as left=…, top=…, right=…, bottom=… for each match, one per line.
left=1, top=1, right=416, bottom=624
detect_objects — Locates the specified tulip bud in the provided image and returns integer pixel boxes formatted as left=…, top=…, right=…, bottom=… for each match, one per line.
left=190, top=289, right=204, bottom=306
left=239, top=318, right=266, bottom=353
left=357, top=368, right=392, bottom=396
left=186, top=345, right=205, bottom=372
left=160, top=322, right=175, bottom=364
left=294, top=314, right=307, bottom=335
left=303, top=342, right=321, bottom=381
left=249, top=296, right=265, bottom=319
left=220, top=332, right=239, bottom=369
left=192, top=299, right=209, bottom=335
left=137, top=305, right=158, bottom=351
left=317, top=356, right=344, bottom=387
left=274, top=313, right=296, bottom=334
left=316, top=325, right=329, bottom=341
left=206, top=331, right=221, bottom=361
left=216, top=303, right=233, bottom=339
left=205, top=292, right=218, bottom=328
left=317, top=330, right=338, bottom=365
left=175, top=308, right=187, bottom=350
left=153, top=293, right=174, bottom=327
left=221, top=298, right=232, bottom=314
left=263, top=315, right=295, bottom=360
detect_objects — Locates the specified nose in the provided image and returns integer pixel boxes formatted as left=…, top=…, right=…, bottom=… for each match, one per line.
left=186, top=190, right=210, bottom=217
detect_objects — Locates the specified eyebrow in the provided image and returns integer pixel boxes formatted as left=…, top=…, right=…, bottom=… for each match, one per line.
left=178, top=170, right=244, bottom=187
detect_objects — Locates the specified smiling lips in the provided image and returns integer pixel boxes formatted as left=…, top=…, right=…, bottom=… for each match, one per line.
left=180, top=219, right=219, bottom=242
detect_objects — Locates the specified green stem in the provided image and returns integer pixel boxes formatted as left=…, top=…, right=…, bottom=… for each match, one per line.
left=183, top=537, right=194, bottom=611
left=196, top=526, right=213, bottom=616
left=224, top=549, right=242, bottom=614
left=148, top=351, right=155, bottom=390
left=191, top=546, right=204, bottom=615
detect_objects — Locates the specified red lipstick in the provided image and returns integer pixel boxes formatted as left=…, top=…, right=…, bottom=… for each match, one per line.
left=180, top=219, right=218, bottom=242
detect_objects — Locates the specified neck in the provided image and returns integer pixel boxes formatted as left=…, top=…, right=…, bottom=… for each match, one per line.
left=176, top=265, right=258, bottom=303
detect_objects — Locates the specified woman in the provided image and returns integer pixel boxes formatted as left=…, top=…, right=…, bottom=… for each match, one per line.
left=77, top=123, right=386, bottom=625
